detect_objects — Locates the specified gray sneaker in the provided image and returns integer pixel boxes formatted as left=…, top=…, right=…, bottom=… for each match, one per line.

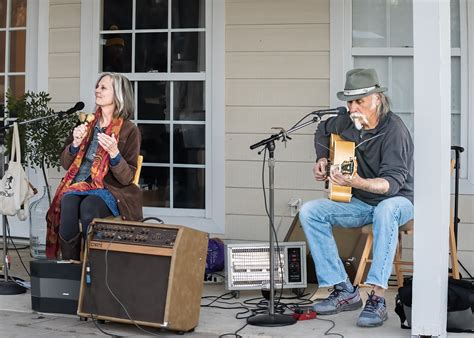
left=356, top=291, right=388, bottom=327
left=313, top=285, right=363, bottom=315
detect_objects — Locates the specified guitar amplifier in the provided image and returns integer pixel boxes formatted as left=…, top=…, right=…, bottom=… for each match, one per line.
left=77, top=218, right=208, bottom=332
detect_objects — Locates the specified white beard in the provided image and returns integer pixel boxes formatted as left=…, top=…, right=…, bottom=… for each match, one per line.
left=350, top=112, right=368, bottom=130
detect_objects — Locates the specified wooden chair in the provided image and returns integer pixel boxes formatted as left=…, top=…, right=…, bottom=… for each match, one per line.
left=133, top=155, right=143, bottom=186
left=353, top=217, right=460, bottom=288
left=353, top=160, right=461, bottom=288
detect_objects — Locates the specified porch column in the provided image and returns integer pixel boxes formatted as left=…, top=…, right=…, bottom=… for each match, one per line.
left=412, top=1, right=451, bottom=337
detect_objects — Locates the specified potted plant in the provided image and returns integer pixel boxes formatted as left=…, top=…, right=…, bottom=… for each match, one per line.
left=5, top=91, right=77, bottom=257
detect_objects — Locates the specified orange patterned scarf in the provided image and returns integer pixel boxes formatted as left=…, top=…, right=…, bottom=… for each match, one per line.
left=45, top=108, right=123, bottom=259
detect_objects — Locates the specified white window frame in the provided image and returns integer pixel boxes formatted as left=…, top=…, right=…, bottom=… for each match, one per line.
left=2, top=0, right=48, bottom=238
left=331, top=0, right=474, bottom=194
left=79, top=0, right=225, bottom=234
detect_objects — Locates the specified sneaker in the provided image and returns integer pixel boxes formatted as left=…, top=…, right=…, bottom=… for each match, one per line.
left=356, top=291, right=388, bottom=327
left=313, top=285, right=363, bottom=315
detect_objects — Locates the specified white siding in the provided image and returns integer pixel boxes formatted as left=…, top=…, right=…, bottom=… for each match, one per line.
left=47, top=1, right=82, bottom=192
left=225, top=0, right=330, bottom=240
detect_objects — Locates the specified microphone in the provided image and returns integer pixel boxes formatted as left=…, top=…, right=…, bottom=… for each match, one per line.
left=312, top=106, right=347, bottom=116
left=58, top=101, right=85, bottom=118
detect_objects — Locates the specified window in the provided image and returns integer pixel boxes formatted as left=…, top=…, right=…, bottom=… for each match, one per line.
left=0, top=0, right=27, bottom=114
left=81, top=0, right=225, bottom=232
left=331, top=0, right=473, bottom=190
left=99, top=0, right=206, bottom=212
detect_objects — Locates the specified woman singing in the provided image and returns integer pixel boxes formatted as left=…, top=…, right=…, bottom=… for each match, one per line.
left=46, top=73, right=143, bottom=260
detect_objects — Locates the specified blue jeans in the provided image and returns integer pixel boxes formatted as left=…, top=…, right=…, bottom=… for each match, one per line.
left=299, top=196, right=413, bottom=289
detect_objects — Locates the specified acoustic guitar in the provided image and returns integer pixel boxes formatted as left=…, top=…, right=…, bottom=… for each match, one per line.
left=327, top=134, right=357, bottom=202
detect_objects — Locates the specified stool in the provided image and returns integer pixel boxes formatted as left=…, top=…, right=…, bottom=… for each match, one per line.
left=353, top=218, right=460, bottom=288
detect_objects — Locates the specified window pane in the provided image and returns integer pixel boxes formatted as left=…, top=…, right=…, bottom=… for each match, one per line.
left=0, top=0, right=6, bottom=28
left=353, top=0, right=386, bottom=47
left=0, top=76, right=4, bottom=104
left=11, top=0, right=26, bottom=27
left=171, top=32, right=205, bottom=72
left=102, top=0, right=132, bottom=30
left=101, top=33, right=131, bottom=72
left=391, top=57, right=413, bottom=113
left=138, top=81, right=170, bottom=120
left=141, top=166, right=170, bottom=207
left=389, top=0, right=412, bottom=47
left=136, top=0, right=168, bottom=29
left=452, top=113, right=460, bottom=146
left=9, top=75, right=24, bottom=101
left=452, top=57, right=460, bottom=113
left=174, top=81, right=204, bottom=121
left=135, top=33, right=167, bottom=73
left=174, top=168, right=205, bottom=209
left=0, top=31, right=5, bottom=72
left=139, top=123, right=170, bottom=163
left=9, top=30, right=26, bottom=72
left=172, top=0, right=205, bottom=28
left=451, top=0, right=460, bottom=48
left=173, top=124, right=205, bottom=165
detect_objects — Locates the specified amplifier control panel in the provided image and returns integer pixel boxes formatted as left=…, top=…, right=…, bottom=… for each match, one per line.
left=91, top=222, right=178, bottom=248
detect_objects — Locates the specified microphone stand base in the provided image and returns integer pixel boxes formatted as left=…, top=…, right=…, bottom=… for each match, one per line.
left=0, top=280, right=27, bottom=295
left=247, top=313, right=297, bottom=327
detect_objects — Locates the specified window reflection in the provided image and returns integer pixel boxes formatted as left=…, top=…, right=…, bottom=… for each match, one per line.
left=101, top=30, right=132, bottom=72
left=0, top=0, right=6, bottom=28
left=103, top=0, right=132, bottom=30
left=9, top=30, right=26, bottom=72
left=136, top=33, right=167, bottom=73
left=174, top=81, right=204, bottom=121
left=174, top=168, right=205, bottom=209
left=141, top=166, right=170, bottom=207
left=173, top=124, right=205, bottom=165
left=172, top=0, right=205, bottom=28
left=171, top=32, right=205, bottom=72
left=138, top=81, right=170, bottom=120
left=136, top=0, right=168, bottom=29
left=9, top=76, right=24, bottom=100
left=11, top=0, right=26, bottom=27
left=139, top=123, right=170, bottom=163
left=0, top=32, right=5, bottom=72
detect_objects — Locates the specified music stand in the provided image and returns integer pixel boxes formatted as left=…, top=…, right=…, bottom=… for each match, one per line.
left=248, top=113, right=326, bottom=327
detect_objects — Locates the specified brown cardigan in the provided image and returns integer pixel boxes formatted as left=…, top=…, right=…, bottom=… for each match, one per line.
left=60, top=120, right=143, bottom=221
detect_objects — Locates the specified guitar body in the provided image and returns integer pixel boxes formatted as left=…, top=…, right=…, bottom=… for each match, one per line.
left=328, top=134, right=356, bottom=203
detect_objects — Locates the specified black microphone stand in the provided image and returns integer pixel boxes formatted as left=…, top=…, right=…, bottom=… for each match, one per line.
left=247, top=114, right=324, bottom=327
left=0, top=111, right=72, bottom=295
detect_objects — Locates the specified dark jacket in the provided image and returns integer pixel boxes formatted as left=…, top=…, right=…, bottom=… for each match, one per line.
left=314, top=111, right=414, bottom=205
left=60, top=120, right=143, bottom=220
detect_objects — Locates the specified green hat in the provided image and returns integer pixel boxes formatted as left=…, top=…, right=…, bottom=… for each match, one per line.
left=337, top=68, right=387, bottom=101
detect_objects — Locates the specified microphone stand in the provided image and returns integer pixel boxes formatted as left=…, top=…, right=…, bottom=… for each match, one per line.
left=0, top=111, right=71, bottom=295
left=247, top=114, right=323, bottom=327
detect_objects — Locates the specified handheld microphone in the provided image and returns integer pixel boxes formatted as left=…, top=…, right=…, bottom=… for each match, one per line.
left=59, top=101, right=85, bottom=118
left=312, top=106, right=347, bottom=116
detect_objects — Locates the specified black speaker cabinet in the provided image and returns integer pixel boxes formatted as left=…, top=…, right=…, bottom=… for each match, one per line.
left=77, top=218, right=208, bottom=332
left=30, top=260, right=82, bottom=315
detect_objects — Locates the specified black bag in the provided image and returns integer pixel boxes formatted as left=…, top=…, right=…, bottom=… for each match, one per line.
left=395, top=277, right=474, bottom=332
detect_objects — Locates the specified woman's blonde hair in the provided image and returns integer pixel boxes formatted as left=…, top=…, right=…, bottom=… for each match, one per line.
left=96, top=72, right=134, bottom=119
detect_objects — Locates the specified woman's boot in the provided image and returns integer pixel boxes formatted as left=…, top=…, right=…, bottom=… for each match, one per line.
left=59, top=233, right=81, bottom=261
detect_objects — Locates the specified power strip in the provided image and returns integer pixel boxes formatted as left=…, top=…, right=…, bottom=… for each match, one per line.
left=204, top=273, right=225, bottom=284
